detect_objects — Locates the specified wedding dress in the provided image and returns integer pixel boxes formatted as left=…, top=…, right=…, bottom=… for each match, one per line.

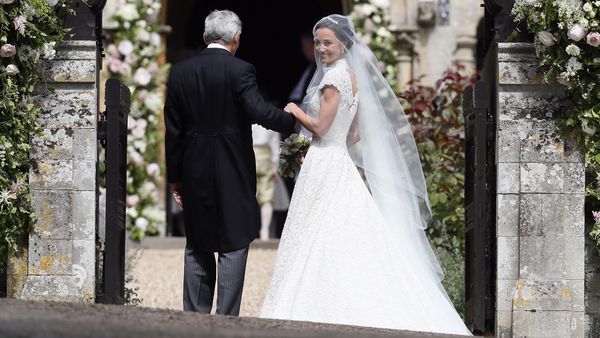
left=259, top=57, right=472, bottom=336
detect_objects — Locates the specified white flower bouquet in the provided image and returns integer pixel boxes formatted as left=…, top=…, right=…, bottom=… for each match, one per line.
left=278, top=133, right=311, bottom=179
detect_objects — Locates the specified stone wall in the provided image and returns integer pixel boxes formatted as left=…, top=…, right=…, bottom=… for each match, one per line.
left=493, top=43, right=585, bottom=337
left=7, top=41, right=97, bottom=302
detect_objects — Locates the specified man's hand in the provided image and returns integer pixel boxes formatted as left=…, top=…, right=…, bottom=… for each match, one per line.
left=172, top=182, right=183, bottom=207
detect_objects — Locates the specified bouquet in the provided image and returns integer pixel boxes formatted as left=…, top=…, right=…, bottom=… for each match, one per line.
left=278, top=133, right=311, bottom=179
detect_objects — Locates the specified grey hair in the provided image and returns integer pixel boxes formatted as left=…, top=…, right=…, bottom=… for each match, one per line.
left=204, top=10, right=242, bottom=43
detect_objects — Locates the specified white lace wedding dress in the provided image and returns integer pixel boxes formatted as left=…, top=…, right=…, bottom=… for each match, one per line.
left=259, top=59, right=472, bottom=336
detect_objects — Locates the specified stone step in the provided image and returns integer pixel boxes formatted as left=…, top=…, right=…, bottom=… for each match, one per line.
left=0, top=298, right=477, bottom=338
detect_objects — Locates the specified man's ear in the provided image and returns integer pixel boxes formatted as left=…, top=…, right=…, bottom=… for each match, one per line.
left=203, top=33, right=209, bottom=46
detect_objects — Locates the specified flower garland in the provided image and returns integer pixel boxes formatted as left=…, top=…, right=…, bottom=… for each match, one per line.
left=512, top=1, right=600, bottom=248
left=104, top=0, right=168, bottom=241
left=350, top=0, right=400, bottom=91
left=0, top=0, right=72, bottom=269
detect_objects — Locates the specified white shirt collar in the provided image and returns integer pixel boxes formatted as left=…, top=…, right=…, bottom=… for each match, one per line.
left=207, top=43, right=231, bottom=53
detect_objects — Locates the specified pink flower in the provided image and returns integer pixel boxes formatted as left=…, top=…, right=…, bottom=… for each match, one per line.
left=147, top=62, right=159, bottom=75
left=126, top=195, right=140, bottom=207
left=594, top=211, right=600, bottom=224
left=137, top=89, right=148, bottom=101
left=146, top=163, right=160, bottom=176
left=587, top=32, right=600, bottom=47
left=133, top=68, right=151, bottom=86
left=106, top=44, right=120, bottom=58
left=568, top=24, right=587, bottom=42
left=0, top=44, right=16, bottom=57
left=118, top=40, right=134, bottom=56
left=119, top=62, right=132, bottom=75
left=13, top=15, right=27, bottom=35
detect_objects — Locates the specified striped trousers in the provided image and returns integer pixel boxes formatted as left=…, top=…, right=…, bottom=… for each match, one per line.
left=183, top=245, right=249, bottom=315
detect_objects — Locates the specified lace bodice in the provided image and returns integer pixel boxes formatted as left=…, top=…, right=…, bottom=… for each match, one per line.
left=308, top=58, right=358, bottom=146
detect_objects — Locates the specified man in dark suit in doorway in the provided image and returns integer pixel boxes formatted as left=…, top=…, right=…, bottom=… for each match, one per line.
left=164, top=9, right=295, bottom=315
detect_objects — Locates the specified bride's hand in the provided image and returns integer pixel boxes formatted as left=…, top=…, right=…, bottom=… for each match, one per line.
left=284, top=102, right=302, bottom=117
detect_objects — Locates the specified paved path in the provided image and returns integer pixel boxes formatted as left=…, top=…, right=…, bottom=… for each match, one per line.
left=127, top=237, right=277, bottom=316
left=0, top=298, right=474, bottom=338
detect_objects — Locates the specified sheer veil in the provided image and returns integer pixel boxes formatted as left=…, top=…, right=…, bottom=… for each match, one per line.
left=302, top=14, right=446, bottom=285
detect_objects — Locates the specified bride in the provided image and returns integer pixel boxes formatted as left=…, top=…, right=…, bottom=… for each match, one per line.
left=259, top=14, right=472, bottom=336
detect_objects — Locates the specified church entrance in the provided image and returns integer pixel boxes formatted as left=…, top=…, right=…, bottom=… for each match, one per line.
left=163, top=0, right=346, bottom=236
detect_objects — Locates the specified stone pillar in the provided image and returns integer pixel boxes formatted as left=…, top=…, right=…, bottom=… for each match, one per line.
left=7, top=41, right=97, bottom=302
left=494, top=43, right=585, bottom=337
left=389, top=0, right=418, bottom=87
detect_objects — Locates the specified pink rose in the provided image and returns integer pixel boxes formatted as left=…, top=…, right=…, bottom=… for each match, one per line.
left=587, top=32, right=600, bottom=47
left=146, top=163, right=160, bottom=176
left=568, top=24, right=587, bottom=42
left=133, top=68, right=151, bottom=86
left=0, top=44, right=16, bottom=57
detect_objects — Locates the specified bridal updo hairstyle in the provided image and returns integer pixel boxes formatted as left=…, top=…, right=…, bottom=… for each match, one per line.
left=313, top=16, right=354, bottom=50
left=204, top=9, right=242, bottom=43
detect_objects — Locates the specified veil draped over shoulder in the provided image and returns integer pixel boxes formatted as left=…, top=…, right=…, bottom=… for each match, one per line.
left=302, top=14, right=445, bottom=285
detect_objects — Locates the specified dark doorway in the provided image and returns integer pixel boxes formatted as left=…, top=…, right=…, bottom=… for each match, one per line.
left=166, top=0, right=344, bottom=106
left=164, top=0, right=345, bottom=236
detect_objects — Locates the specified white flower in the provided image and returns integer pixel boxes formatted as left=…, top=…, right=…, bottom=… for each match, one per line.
left=5, top=64, right=19, bottom=75
left=566, top=56, right=583, bottom=76
left=133, top=68, right=151, bottom=86
left=146, top=163, right=160, bottom=176
left=580, top=18, right=590, bottom=28
left=582, top=119, right=597, bottom=135
left=0, top=44, right=16, bottom=57
left=126, top=194, right=140, bottom=207
left=117, top=4, right=139, bottom=21
left=17, top=45, right=38, bottom=62
left=568, top=24, right=587, bottom=41
left=150, top=32, right=161, bottom=47
left=0, top=0, right=15, bottom=4
left=144, top=92, right=163, bottom=111
left=136, top=29, right=151, bottom=42
left=46, top=0, right=58, bottom=6
left=537, top=31, right=556, bottom=46
left=41, top=42, right=56, bottom=60
left=524, top=0, right=540, bottom=5
left=370, top=0, right=388, bottom=8
left=13, top=15, right=27, bottom=35
left=584, top=3, right=593, bottom=12
left=118, top=40, right=134, bottom=56
left=135, top=217, right=149, bottom=232
left=143, top=0, right=153, bottom=5
left=566, top=44, right=581, bottom=56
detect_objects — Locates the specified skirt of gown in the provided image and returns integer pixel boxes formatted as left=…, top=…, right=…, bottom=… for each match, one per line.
left=259, top=139, right=472, bottom=336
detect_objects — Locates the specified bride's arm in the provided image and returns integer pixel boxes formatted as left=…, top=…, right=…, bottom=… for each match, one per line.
left=346, top=112, right=360, bottom=146
left=284, top=86, right=340, bottom=138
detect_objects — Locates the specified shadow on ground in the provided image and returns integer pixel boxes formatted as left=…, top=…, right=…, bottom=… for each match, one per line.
left=0, top=298, right=475, bottom=338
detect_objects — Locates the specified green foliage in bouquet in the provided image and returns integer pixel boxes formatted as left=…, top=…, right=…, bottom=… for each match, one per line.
left=0, top=0, right=73, bottom=270
left=278, top=133, right=311, bottom=179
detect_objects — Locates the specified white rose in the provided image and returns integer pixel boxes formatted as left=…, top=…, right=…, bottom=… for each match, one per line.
left=0, top=0, right=15, bottom=4
left=135, top=217, right=149, bottom=232
left=136, top=29, right=150, bottom=42
left=150, top=32, right=161, bottom=47
left=5, top=64, right=19, bottom=75
left=133, top=68, right=151, bottom=86
left=146, top=163, right=160, bottom=176
left=584, top=3, right=593, bottom=12
left=118, top=40, right=134, bottom=56
left=0, top=44, right=16, bottom=57
left=370, top=0, right=388, bottom=8
left=117, top=4, right=139, bottom=21
left=568, top=24, right=587, bottom=41
left=144, top=92, right=163, bottom=111
left=537, top=31, right=556, bottom=46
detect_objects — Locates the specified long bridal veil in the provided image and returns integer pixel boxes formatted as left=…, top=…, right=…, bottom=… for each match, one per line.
left=302, top=15, right=447, bottom=289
